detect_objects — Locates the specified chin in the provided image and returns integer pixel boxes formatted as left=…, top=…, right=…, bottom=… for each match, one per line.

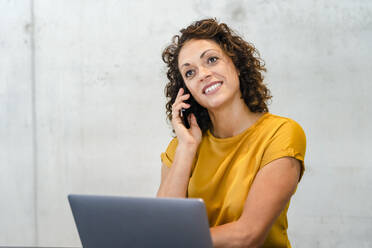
left=203, top=98, right=226, bottom=111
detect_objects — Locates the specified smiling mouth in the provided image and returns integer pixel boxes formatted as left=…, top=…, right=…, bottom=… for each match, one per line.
left=203, top=81, right=223, bottom=95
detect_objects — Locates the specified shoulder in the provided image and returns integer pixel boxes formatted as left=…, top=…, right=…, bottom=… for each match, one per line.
left=259, top=114, right=307, bottom=180
left=259, top=114, right=307, bottom=160
left=261, top=113, right=306, bottom=139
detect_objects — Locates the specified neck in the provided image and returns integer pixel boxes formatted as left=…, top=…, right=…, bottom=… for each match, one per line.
left=208, top=99, right=265, bottom=138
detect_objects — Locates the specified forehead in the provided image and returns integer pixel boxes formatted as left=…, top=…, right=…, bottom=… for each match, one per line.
left=178, top=39, right=223, bottom=66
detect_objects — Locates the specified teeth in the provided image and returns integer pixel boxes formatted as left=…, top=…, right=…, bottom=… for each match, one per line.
left=205, top=83, right=222, bottom=94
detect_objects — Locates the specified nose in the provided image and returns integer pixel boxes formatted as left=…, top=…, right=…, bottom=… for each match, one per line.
left=198, top=66, right=211, bottom=83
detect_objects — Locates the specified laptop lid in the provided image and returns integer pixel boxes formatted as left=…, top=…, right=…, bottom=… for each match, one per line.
left=68, top=194, right=213, bottom=248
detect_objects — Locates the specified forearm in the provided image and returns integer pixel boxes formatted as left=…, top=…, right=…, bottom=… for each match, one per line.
left=156, top=144, right=197, bottom=198
left=210, top=221, right=263, bottom=248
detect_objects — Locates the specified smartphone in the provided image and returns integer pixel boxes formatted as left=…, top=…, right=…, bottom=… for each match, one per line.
left=181, top=86, right=194, bottom=129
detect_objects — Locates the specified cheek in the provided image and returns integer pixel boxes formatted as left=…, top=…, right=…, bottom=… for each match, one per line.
left=186, top=82, right=204, bottom=104
left=184, top=81, right=192, bottom=92
left=216, top=63, right=234, bottom=79
left=185, top=80, right=199, bottom=94
left=225, top=64, right=237, bottom=77
left=225, top=67, right=239, bottom=85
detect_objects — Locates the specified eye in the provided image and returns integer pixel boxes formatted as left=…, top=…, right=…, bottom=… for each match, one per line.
left=185, top=70, right=194, bottom=78
left=208, top=56, right=219, bottom=63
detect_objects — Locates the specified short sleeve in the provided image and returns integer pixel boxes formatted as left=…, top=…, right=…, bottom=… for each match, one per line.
left=260, top=120, right=307, bottom=181
left=160, top=137, right=179, bottom=168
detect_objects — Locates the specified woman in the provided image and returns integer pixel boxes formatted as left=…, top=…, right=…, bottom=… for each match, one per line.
left=157, top=18, right=306, bottom=248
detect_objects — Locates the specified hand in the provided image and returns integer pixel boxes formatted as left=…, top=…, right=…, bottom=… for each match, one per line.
left=171, top=88, right=202, bottom=148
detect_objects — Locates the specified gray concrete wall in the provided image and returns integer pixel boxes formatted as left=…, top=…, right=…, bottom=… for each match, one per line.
left=0, top=0, right=36, bottom=245
left=1, top=0, right=371, bottom=247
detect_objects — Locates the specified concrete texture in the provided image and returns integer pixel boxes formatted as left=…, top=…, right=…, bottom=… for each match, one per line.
left=1, top=0, right=371, bottom=247
left=0, top=0, right=36, bottom=245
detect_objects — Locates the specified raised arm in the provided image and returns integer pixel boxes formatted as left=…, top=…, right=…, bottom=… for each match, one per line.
left=156, top=144, right=197, bottom=198
left=157, top=88, right=202, bottom=198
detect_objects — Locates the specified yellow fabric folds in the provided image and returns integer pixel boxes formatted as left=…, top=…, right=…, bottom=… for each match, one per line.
left=160, top=113, right=306, bottom=247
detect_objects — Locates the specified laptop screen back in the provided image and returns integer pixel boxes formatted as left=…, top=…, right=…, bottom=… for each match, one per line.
left=68, top=194, right=213, bottom=248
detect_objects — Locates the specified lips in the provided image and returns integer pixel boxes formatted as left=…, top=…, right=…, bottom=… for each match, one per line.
left=202, top=81, right=223, bottom=94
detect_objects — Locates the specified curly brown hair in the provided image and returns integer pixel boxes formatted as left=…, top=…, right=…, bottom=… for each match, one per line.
left=162, top=18, right=272, bottom=133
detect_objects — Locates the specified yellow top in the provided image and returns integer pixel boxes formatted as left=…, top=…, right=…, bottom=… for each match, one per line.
left=160, top=113, right=306, bottom=247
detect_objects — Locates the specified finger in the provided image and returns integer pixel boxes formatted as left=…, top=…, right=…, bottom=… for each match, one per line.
left=190, top=114, right=201, bottom=129
left=177, top=88, right=184, bottom=97
left=174, top=93, right=190, bottom=106
left=172, top=103, right=190, bottom=116
left=187, top=113, right=193, bottom=124
left=179, top=93, right=190, bottom=100
left=177, top=102, right=191, bottom=109
left=172, top=98, right=191, bottom=111
left=172, top=103, right=191, bottom=119
left=189, top=113, right=196, bottom=125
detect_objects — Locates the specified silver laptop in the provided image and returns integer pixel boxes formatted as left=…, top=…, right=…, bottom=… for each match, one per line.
left=68, top=194, right=213, bottom=248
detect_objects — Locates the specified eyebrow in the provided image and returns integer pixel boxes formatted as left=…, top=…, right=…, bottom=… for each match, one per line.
left=180, top=49, right=217, bottom=69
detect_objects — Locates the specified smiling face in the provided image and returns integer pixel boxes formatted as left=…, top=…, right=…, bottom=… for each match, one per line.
left=178, top=39, right=241, bottom=111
